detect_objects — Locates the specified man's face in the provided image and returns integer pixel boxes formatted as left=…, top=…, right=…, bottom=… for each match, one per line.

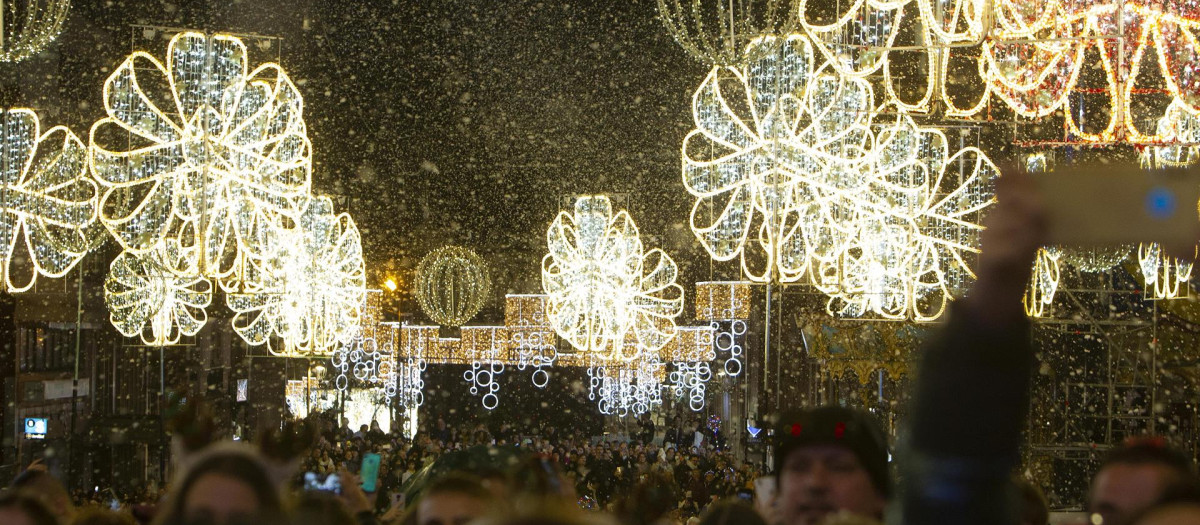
left=778, top=445, right=885, bottom=525
left=1090, top=463, right=1179, bottom=525
left=418, top=492, right=488, bottom=525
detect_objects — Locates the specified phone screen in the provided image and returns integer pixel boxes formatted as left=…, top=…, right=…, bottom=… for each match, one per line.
left=303, top=472, right=342, bottom=494
left=360, top=453, right=381, bottom=492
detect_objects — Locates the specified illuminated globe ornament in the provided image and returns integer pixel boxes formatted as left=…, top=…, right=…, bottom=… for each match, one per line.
left=0, top=0, right=70, bottom=63
left=656, top=0, right=796, bottom=65
left=684, top=34, right=998, bottom=320
left=1, top=108, right=98, bottom=292
left=104, top=240, right=212, bottom=347
left=227, top=196, right=366, bottom=356
left=542, top=195, right=685, bottom=360
left=415, top=245, right=491, bottom=327
left=89, top=31, right=311, bottom=284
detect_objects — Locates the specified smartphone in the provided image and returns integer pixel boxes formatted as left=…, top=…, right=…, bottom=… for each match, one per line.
left=303, top=472, right=342, bottom=494
left=360, top=453, right=381, bottom=493
left=1035, top=165, right=1200, bottom=256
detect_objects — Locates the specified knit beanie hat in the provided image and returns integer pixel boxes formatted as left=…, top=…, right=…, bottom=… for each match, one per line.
left=773, top=406, right=891, bottom=498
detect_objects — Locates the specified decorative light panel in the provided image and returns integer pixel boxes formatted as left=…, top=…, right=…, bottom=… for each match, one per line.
left=684, top=34, right=997, bottom=320
left=1, top=108, right=98, bottom=292
left=0, top=0, right=70, bottom=63
left=227, top=195, right=365, bottom=356
left=669, top=361, right=713, bottom=412
left=542, top=195, right=685, bottom=359
left=104, top=239, right=212, bottom=346
left=505, top=294, right=558, bottom=388
left=89, top=31, right=311, bottom=283
left=415, top=246, right=491, bottom=327
left=694, top=281, right=752, bottom=320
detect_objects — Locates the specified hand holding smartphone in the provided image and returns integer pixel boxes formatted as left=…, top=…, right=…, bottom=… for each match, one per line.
left=1034, top=164, right=1200, bottom=258
left=360, top=453, right=381, bottom=493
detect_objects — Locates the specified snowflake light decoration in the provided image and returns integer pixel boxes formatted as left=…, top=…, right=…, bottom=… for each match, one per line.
left=542, top=195, right=685, bottom=360
left=227, top=195, right=365, bottom=356
left=104, top=240, right=212, bottom=346
left=89, top=32, right=311, bottom=283
left=684, top=34, right=997, bottom=320
left=2, top=108, right=98, bottom=292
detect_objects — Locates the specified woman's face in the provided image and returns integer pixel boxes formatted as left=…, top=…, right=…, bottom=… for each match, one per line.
left=184, top=473, right=260, bottom=523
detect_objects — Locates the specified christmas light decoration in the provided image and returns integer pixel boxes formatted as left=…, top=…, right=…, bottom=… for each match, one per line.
left=89, top=31, right=311, bottom=283
left=694, top=281, right=752, bottom=320
left=977, top=2, right=1200, bottom=143
left=712, top=319, right=748, bottom=376
left=104, top=240, right=212, bottom=346
left=669, top=361, right=712, bottom=412
left=227, top=195, right=365, bottom=356
left=461, top=326, right=508, bottom=410
left=543, top=195, right=685, bottom=359
left=588, top=349, right=665, bottom=417
left=2, top=109, right=98, bottom=293
left=656, top=0, right=797, bottom=65
left=0, top=0, right=70, bottom=63
left=666, top=326, right=717, bottom=411
left=684, top=34, right=997, bottom=320
left=505, top=294, right=558, bottom=387
left=415, top=245, right=491, bottom=327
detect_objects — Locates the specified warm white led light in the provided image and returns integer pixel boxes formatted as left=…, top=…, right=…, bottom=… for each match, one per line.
left=684, top=34, right=997, bottom=320
left=104, top=239, right=212, bottom=346
left=0, top=0, right=70, bottom=63
left=542, top=195, right=685, bottom=359
left=1, top=108, right=98, bottom=292
left=89, top=32, right=311, bottom=284
left=227, top=195, right=366, bottom=356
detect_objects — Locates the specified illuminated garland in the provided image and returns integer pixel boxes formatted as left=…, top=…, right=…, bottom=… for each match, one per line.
left=542, top=195, right=685, bottom=359
left=684, top=34, right=997, bottom=320
left=0, top=0, right=70, bottom=63
left=1, top=108, right=98, bottom=292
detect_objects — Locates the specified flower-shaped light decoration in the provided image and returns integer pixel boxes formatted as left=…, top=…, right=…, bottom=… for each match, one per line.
left=227, top=196, right=366, bottom=356
left=0, top=0, right=70, bottom=63
left=104, top=239, right=212, bottom=346
left=542, top=195, right=685, bottom=360
left=796, top=0, right=994, bottom=115
left=2, top=108, right=99, bottom=292
left=89, top=32, right=311, bottom=284
left=684, top=34, right=998, bottom=320
left=656, top=0, right=797, bottom=66
left=980, top=1, right=1200, bottom=143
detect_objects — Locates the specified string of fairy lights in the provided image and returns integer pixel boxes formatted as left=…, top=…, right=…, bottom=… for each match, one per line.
left=9, top=0, right=1200, bottom=418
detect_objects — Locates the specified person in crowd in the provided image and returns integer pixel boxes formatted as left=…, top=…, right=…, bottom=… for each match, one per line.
left=153, top=450, right=285, bottom=525
left=415, top=473, right=496, bottom=525
left=71, top=508, right=137, bottom=525
left=1014, top=476, right=1049, bottom=525
left=1131, top=502, right=1200, bottom=525
left=1088, top=438, right=1200, bottom=525
left=0, top=490, right=59, bottom=525
left=698, top=500, right=768, bottom=525
left=772, top=406, right=889, bottom=525
left=291, top=491, right=358, bottom=525
left=11, top=467, right=77, bottom=523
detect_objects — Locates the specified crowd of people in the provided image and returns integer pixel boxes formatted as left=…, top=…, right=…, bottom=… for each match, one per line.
left=297, top=414, right=763, bottom=517
left=4, top=177, right=1200, bottom=525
